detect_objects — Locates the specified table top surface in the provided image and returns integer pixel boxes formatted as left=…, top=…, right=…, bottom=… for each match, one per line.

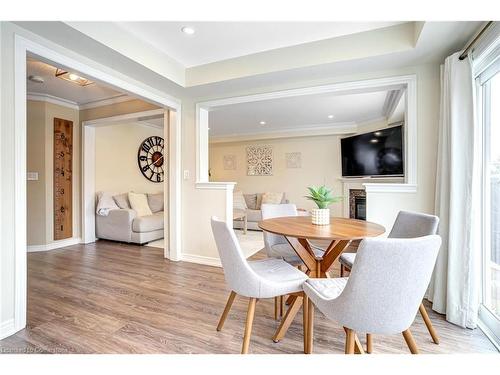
left=258, top=216, right=385, bottom=240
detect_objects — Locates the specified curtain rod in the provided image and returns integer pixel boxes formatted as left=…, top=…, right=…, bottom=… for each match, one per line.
left=459, top=21, right=493, bottom=60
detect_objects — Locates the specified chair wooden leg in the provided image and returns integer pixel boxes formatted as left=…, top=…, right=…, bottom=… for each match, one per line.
left=217, top=291, right=236, bottom=331
left=307, top=299, right=314, bottom=354
left=345, top=327, right=356, bottom=354
left=280, top=295, right=284, bottom=317
left=241, top=298, right=257, bottom=354
left=402, top=329, right=419, bottom=354
left=343, top=327, right=365, bottom=354
left=419, top=303, right=439, bottom=344
left=366, top=333, right=373, bottom=353
left=303, top=294, right=309, bottom=353
left=274, top=297, right=279, bottom=320
left=340, top=264, right=344, bottom=277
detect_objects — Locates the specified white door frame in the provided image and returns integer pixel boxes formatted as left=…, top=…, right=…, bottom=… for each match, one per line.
left=81, top=109, right=167, bottom=249
left=13, top=34, right=182, bottom=333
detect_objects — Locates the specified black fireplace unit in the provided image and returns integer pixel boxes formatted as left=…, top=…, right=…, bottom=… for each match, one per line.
left=349, top=189, right=366, bottom=221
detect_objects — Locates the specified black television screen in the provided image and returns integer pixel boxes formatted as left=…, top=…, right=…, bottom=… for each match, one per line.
left=341, top=125, right=404, bottom=177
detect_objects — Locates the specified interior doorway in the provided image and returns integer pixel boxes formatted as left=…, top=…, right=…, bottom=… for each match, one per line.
left=13, top=34, right=182, bottom=334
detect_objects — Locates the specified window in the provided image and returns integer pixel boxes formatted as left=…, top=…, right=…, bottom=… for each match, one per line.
left=478, top=57, right=500, bottom=345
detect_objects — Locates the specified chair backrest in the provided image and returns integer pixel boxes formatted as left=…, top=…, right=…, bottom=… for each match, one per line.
left=330, top=235, right=441, bottom=334
left=261, top=204, right=298, bottom=257
left=210, top=217, right=261, bottom=297
left=389, top=210, right=439, bottom=238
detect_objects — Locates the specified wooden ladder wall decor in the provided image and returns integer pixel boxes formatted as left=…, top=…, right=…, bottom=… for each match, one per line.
left=54, top=118, right=73, bottom=241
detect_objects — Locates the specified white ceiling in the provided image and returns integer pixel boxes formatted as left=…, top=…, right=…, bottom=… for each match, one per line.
left=115, top=21, right=404, bottom=67
left=27, top=58, right=130, bottom=105
left=64, top=21, right=482, bottom=88
left=209, top=88, right=404, bottom=138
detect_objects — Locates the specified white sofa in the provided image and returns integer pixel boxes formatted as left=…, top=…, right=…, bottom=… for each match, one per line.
left=234, top=192, right=289, bottom=231
left=96, top=192, right=164, bottom=244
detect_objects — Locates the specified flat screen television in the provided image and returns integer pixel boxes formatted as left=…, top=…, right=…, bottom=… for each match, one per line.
left=341, top=125, right=404, bottom=177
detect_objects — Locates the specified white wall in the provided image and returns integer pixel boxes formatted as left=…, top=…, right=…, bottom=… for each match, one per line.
left=209, top=135, right=344, bottom=215
left=94, top=123, right=163, bottom=194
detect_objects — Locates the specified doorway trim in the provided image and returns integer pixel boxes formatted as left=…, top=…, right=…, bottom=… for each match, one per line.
left=81, top=108, right=167, bottom=250
left=195, top=74, right=417, bottom=193
left=13, top=34, right=182, bottom=335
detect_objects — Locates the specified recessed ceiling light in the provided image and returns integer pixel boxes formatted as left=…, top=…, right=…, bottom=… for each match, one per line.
left=327, top=115, right=334, bottom=119
left=181, top=26, right=195, bottom=35
left=374, top=131, right=382, bottom=136
left=259, top=121, right=266, bottom=125
left=370, top=139, right=379, bottom=143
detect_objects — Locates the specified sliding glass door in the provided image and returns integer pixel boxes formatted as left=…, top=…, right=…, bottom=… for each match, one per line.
left=479, top=58, right=500, bottom=344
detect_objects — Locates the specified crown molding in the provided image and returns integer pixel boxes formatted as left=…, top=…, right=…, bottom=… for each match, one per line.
left=79, top=94, right=134, bottom=110
left=27, top=92, right=135, bottom=111
left=27, top=92, right=79, bottom=110
left=209, top=123, right=357, bottom=144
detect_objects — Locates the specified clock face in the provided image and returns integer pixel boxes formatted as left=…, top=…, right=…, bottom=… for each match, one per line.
left=137, top=136, right=165, bottom=183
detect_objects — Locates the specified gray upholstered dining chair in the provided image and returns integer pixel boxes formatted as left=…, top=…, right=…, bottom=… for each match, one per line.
left=338, top=210, right=440, bottom=350
left=304, top=235, right=442, bottom=354
left=261, top=203, right=324, bottom=318
left=211, top=216, right=309, bottom=354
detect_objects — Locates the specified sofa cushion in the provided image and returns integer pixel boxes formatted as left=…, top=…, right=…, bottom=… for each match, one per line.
left=128, top=192, right=153, bottom=217
left=133, top=212, right=164, bottom=232
left=243, top=194, right=258, bottom=210
left=262, top=192, right=284, bottom=205
left=147, top=193, right=164, bottom=213
left=113, top=193, right=130, bottom=209
left=233, top=191, right=247, bottom=210
left=246, top=209, right=262, bottom=222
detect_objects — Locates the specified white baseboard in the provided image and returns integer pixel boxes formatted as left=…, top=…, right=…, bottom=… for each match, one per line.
left=0, top=319, right=16, bottom=340
left=181, top=253, right=222, bottom=267
left=27, top=237, right=81, bottom=252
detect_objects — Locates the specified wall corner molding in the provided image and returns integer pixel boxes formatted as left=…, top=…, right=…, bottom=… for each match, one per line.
left=27, top=92, right=79, bottom=110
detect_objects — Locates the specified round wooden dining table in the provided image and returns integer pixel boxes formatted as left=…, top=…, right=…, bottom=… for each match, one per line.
left=258, top=216, right=385, bottom=345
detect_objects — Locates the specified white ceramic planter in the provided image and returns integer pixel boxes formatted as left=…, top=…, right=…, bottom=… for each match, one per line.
left=311, top=208, right=330, bottom=225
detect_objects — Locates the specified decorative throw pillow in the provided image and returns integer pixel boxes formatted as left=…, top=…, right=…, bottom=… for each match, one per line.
left=147, top=193, right=164, bottom=213
left=113, top=193, right=130, bottom=209
left=233, top=191, right=248, bottom=210
left=128, top=192, right=153, bottom=217
left=96, top=191, right=119, bottom=216
left=261, top=192, right=284, bottom=205
left=255, top=193, right=264, bottom=210
left=243, top=194, right=258, bottom=210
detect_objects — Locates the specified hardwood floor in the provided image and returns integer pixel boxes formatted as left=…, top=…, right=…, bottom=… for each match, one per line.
left=0, top=240, right=497, bottom=354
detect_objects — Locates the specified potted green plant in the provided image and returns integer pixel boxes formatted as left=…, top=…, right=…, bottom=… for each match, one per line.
left=305, top=185, right=342, bottom=225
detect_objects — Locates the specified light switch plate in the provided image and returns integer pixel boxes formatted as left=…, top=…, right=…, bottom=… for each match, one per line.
left=27, top=172, right=39, bottom=181
left=183, top=170, right=190, bottom=180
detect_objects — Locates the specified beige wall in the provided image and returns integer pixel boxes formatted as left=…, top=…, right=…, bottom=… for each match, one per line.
left=209, top=136, right=344, bottom=215
left=27, top=101, right=47, bottom=245
left=95, top=123, right=164, bottom=194
left=26, top=100, right=80, bottom=246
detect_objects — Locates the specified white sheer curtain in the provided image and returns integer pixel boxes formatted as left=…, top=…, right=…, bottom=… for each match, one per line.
left=428, top=51, right=482, bottom=328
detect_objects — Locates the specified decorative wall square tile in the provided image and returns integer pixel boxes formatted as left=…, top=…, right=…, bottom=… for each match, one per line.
left=223, top=155, right=236, bottom=170
left=286, top=152, right=302, bottom=168
left=246, top=145, right=273, bottom=176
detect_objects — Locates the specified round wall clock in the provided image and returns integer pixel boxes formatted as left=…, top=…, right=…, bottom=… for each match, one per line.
left=137, top=136, right=165, bottom=183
